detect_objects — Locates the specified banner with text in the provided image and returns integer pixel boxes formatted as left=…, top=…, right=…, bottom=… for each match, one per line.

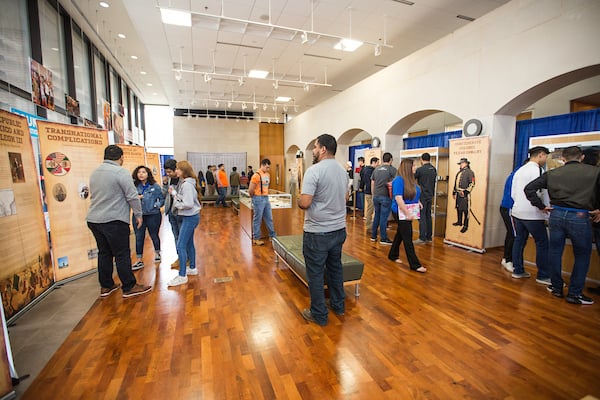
left=0, top=110, right=53, bottom=319
left=444, top=136, right=490, bottom=253
left=37, top=120, right=108, bottom=281
left=145, top=152, right=161, bottom=183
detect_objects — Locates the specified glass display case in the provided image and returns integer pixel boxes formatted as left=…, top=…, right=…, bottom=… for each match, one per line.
left=238, top=189, right=293, bottom=239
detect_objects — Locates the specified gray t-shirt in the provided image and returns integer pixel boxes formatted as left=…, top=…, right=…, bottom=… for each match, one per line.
left=301, top=158, right=348, bottom=233
left=371, top=164, right=397, bottom=197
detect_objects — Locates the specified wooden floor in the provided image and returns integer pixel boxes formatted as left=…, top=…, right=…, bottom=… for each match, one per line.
left=23, top=206, right=600, bottom=399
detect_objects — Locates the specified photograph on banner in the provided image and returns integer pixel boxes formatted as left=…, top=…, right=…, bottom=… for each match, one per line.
left=102, top=99, right=112, bottom=131
left=113, top=112, right=124, bottom=144
left=0, top=110, right=53, bottom=319
left=444, top=136, right=490, bottom=252
left=65, top=95, right=80, bottom=117
left=36, top=120, right=108, bottom=281
left=30, top=59, right=55, bottom=111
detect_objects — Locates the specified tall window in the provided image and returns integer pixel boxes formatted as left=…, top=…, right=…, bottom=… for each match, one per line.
left=121, top=80, right=129, bottom=134
left=0, top=0, right=31, bottom=92
left=94, top=50, right=106, bottom=127
left=39, top=0, right=67, bottom=110
left=72, top=24, right=92, bottom=119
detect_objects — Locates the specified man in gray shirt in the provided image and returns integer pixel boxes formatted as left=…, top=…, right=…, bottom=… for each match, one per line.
left=298, top=134, right=348, bottom=326
left=86, top=145, right=152, bottom=298
left=371, top=152, right=396, bottom=245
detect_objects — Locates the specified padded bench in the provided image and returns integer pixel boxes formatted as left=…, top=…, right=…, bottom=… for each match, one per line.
left=272, top=235, right=364, bottom=297
left=231, top=198, right=240, bottom=214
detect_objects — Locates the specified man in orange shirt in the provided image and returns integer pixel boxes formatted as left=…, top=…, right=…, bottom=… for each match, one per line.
left=248, top=159, right=277, bottom=245
left=215, top=163, right=229, bottom=207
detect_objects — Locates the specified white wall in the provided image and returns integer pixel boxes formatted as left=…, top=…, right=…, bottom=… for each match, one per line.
left=283, top=0, right=600, bottom=248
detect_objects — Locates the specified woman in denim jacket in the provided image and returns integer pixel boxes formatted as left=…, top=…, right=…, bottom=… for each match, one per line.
left=132, top=165, right=165, bottom=269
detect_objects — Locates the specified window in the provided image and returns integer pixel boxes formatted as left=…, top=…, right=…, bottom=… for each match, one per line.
left=39, top=0, right=67, bottom=109
left=0, top=0, right=31, bottom=91
left=72, top=24, right=92, bottom=119
left=94, top=50, right=107, bottom=126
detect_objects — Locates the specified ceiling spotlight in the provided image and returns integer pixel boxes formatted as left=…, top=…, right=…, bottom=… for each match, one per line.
left=187, top=114, right=192, bottom=120
left=253, top=103, right=258, bottom=110
left=117, top=33, right=126, bottom=39
left=99, top=2, right=109, bottom=8
left=227, top=101, right=232, bottom=108
left=204, top=74, right=212, bottom=83
left=272, top=104, right=276, bottom=111
left=273, top=80, right=279, bottom=89
left=303, top=83, right=310, bottom=92
left=263, top=104, right=267, bottom=111
left=130, top=55, right=138, bottom=60
left=301, top=31, right=308, bottom=44
left=140, top=70, right=147, bottom=75
left=175, top=71, right=182, bottom=81
left=374, top=44, right=382, bottom=57
left=241, top=102, right=247, bottom=110
left=215, top=101, right=219, bottom=107
left=206, top=114, right=209, bottom=120
left=283, top=105, right=288, bottom=112
left=238, top=77, right=245, bottom=86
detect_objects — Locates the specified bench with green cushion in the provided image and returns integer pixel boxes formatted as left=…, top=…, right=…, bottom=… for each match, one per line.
left=201, top=194, right=238, bottom=206
left=272, top=235, right=364, bottom=297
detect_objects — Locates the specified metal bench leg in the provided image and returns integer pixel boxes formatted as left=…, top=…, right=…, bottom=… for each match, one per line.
left=354, top=283, right=360, bottom=297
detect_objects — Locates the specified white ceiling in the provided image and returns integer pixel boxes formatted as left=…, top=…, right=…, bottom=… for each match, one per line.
left=62, top=0, right=509, bottom=119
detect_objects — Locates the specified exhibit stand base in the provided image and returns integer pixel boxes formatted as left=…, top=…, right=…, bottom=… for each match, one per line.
left=443, top=239, right=486, bottom=254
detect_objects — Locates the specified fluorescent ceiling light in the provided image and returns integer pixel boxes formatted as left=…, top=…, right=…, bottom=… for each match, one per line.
left=160, top=8, right=192, bottom=27
left=117, top=33, right=126, bottom=39
left=275, top=96, right=291, bottom=102
left=334, top=38, right=363, bottom=52
left=248, top=69, right=269, bottom=79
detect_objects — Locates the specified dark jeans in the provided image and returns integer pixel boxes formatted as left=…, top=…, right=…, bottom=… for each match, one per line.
left=372, top=196, right=392, bottom=241
left=594, top=222, right=600, bottom=257
left=499, top=206, right=515, bottom=262
left=511, top=217, right=549, bottom=279
left=418, top=197, right=433, bottom=241
left=87, top=221, right=137, bottom=291
left=133, top=213, right=162, bottom=257
left=389, top=213, right=421, bottom=269
left=303, top=229, right=347, bottom=325
left=168, top=212, right=180, bottom=242
left=216, top=186, right=228, bottom=206
left=548, top=209, right=592, bottom=296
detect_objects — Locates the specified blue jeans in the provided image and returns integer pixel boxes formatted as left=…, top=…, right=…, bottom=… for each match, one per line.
left=303, top=229, right=347, bottom=325
left=252, top=196, right=276, bottom=240
left=216, top=186, right=227, bottom=206
left=418, top=197, right=433, bottom=241
left=168, top=212, right=180, bottom=242
left=548, top=209, right=592, bottom=296
left=176, top=213, right=200, bottom=276
left=511, top=217, right=549, bottom=279
left=87, top=221, right=137, bottom=291
left=372, top=196, right=392, bottom=241
left=133, top=213, right=162, bottom=257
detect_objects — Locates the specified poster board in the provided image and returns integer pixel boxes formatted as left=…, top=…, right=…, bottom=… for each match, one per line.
left=444, top=136, right=490, bottom=253
left=145, top=152, right=161, bottom=183
left=36, top=120, right=108, bottom=281
left=118, top=144, right=145, bottom=175
left=0, top=110, right=53, bottom=319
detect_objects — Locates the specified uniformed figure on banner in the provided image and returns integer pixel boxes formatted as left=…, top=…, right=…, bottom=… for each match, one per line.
left=452, top=158, right=476, bottom=233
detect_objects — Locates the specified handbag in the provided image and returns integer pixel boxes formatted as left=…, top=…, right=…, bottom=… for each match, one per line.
left=397, top=203, right=420, bottom=220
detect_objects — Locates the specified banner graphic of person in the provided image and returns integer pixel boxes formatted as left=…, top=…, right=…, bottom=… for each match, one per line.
left=452, top=158, right=475, bottom=233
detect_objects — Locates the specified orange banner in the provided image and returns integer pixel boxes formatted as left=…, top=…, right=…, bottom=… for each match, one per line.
left=0, top=110, right=53, bottom=319
left=36, top=120, right=108, bottom=281
left=145, top=152, right=161, bottom=183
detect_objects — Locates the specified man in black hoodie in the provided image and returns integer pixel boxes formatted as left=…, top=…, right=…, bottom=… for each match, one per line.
left=414, top=153, right=437, bottom=243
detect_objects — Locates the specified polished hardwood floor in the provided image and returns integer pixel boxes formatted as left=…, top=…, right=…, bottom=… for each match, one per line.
left=23, top=205, right=600, bottom=399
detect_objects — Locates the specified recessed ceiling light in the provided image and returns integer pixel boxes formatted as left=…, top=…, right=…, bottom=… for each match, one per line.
left=160, top=8, right=192, bottom=27
left=99, top=2, right=109, bottom=8
left=146, top=83, right=153, bottom=86
left=51, top=47, right=59, bottom=51
left=152, top=92, right=158, bottom=95
left=275, top=96, right=291, bottom=102
left=248, top=69, right=269, bottom=79
left=117, top=33, right=126, bottom=39
left=130, top=55, right=138, bottom=60
left=334, top=38, right=363, bottom=52
left=140, top=71, right=147, bottom=75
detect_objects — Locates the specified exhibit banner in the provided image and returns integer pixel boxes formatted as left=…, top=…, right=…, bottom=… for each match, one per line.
left=0, top=110, right=53, bottom=319
left=444, top=136, right=490, bottom=253
left=36, top=120, right=108, bottom=281
left=117, top=144, right=145, bottom=174
left=145, top=152, right=161, bottom=182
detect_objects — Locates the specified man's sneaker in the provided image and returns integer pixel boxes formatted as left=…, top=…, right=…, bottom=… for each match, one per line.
left=186, top=267, right=198, bottom=276
left=122, top=284, right=152, bottom=298
left=413, top=239, right=426, bottom=245
left=253, top=239, right=265, bottom=246
left=501, top=259, right=514, bottom=273
left=370, top=237, right=377, bottom=242
left=301, top=309, right=327, bottom=326
left=511, top=271, right=531, bottom=279
left=379, top=239, right=393, bottom=245
left=325, top=299, right=345, bottom=316
left=100, top=284, right=120, bottom=298
left=154, top=253, right=161, bottom=262
left=167, top=275, right=188, bottom=287
left=535, top=277, right=551, bottom=285
left=132, top=261, right=144, bottom=271
left=566, top=294, right=594, bottom=305
left=546, top=285, right=564, bottom=298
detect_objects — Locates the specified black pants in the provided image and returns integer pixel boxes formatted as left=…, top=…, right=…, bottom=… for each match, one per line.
left=418, top=197, right=433, bottom=241
left=87, top=221, right=137, bottom=291
left=388, top=213, right=421, bottom=269
left=455, top=195, right=469, bottom=227
left=499, top=206, right=515, bottom=262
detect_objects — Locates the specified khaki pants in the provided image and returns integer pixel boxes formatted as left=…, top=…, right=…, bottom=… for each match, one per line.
left=207, top=184, right=216, bottom=196
left=365, top=194, right=374, bottom=231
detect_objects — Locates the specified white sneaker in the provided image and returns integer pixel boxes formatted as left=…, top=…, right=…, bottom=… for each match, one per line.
left=501, top=259, right=514, bottom=272
left=186, top=267, right=198, bottom=275
left=167, top=275, right=188, bottom=287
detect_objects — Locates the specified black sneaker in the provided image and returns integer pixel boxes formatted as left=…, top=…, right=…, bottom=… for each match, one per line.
left=379, top=239, right=393, bottom=245
left=546, top=285, right=563, bottom=298
left=565, top=294, right=594, bottom=305
left=301, top=309, right=327, bottom=326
